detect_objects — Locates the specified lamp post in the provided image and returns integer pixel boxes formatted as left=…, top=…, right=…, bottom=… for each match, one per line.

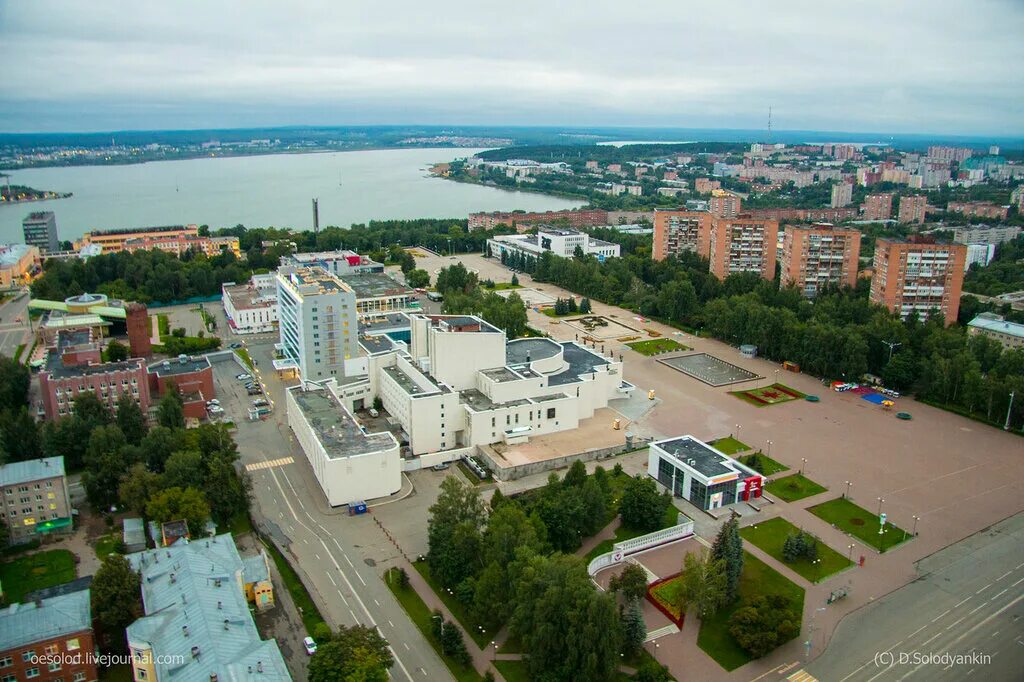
left=491, top=641, right=497, bottom=662
left=847, top=543, right=855, bottom=562
left=801, top=457, right=807, bottom=475
left=735, top=423, right=741, bottom=439
left=844, top=480, right=852, bottom=499
left=876, top=497, right=884, bottom=517
left=910, top=515, right=920, bottom=539
left=1005, top=391, right=1016, bottom=431
left=766, top=440, right=773, bottom=458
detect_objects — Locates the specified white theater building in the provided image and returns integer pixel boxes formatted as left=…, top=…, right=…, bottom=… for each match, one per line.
left=487, top=226, right=621, bottom=262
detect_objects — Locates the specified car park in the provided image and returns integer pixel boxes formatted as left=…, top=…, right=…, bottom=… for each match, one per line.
left=253, top=399, right=269, bottom=407
left=236, top=373, right=252, bottom=381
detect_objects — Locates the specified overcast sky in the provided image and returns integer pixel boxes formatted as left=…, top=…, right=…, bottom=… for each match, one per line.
left=1, top=0, right=1021, bottom=135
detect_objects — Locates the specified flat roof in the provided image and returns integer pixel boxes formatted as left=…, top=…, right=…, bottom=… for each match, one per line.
left=506, top=337, right=562, bottom=365
left=358, top=333, right=395, bottom=355
left=341, top=272, right=413, bottom=300
left=289, top=386, right=397, bottom=459
left=382, top=364, right=446, bottom=397
left=280, top=266, right=352, bottom=294
left=538, top=226, right=583, bottom=236
left=148, top=355, right=211, bottom=377
left=420, top=314, right=501, bottom=334
left=0, top=243, right=35, bottom=266
left=549, top=342, right=610, bottom=387
left=458, top=388, right=530, bottom=412
left=482, top=367, right=522, bottom=383
left=223, top=282, right=274, bottom=310
left=968, top=315, right=1024, bottom=339
left=0, top=457, right=65, bottom=487
left=359, top=312, right=411, bottom=333
left=653, top=436, right=760, bottom=482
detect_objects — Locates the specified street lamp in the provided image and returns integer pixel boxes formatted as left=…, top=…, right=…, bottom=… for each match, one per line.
left=844, top=481, right=852, bottom=499
left=801, top=457, right=807, bottom=474
left=910, top=515, right=920, bottom=539
left=734, top=423, right=741, bottom=438
left=491, top=641, right=497, bottom=662
left=876, top=497, right=885, bottom=517
left=847, top=543, right=855, bottom=562
left=766, top=440, right=773, bottom=458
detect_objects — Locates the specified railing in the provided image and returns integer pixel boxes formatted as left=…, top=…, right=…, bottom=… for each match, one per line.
left=587, top=517, right=695, bottom=577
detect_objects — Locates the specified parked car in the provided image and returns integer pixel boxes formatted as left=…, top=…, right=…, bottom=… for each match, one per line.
left=431, top=463, right=450, bottom=471
left=207, top=399, right=220, bottom=406
left=252, top=399, right=269, bottom=407
left=208, top=406, right=224, bottom=415
left=368, top=408, right=380, bottom=418
left=229, top=342, right=242, bottom=349
left=303, top=636, right=317, bottom=656
left=236, top=373, right=252, bottom=381
left=247, top=388, right=263, bottom=396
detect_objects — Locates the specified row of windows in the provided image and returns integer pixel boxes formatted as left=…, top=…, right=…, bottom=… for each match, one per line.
left=489, top=407, right=557, bottom=429
left=4, top=483, right=52, bottom=495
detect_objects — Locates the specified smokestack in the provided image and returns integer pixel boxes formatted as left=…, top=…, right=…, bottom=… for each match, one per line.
left=312, top=198, right=320, bottom=235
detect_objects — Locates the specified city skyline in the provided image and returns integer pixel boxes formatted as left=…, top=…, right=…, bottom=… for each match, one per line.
left=1, top=0, right=1022, bottom=135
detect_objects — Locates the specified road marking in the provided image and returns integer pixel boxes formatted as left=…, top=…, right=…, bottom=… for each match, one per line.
left=388, top=619, right=394, bottom=627
left=1014, top=577, right=1024, bottom=587
left=344, top=554, right=355, bottom=568
left=954, top=596, right=973, bottom=608
left=327, top=573, right=336, bottom=586
left=315, top=553, right=321, bottom=561
left=374, top=598, right=381, bottom=606
left=997, top=571, right=1012, bottom=581
left=302, top=538, right=308, bottom=544
left=969, top=604, right=986, bottom=615
left=991, top=588, right=1008, bottom=601
left=922, top=632, right=941, bottom=646
left=907, top=625, right=928, bottom=637
left=245, top=456, right=294, bottom=471
left=946, top=616, right=965, bottom=630
left=931, top=609, right=950, bottom=622
left=403, top=642, right=410, bottom=650
left=990, top=631, right=1000, bottom=638
left=977, top=584, right=992, bottom=594
left=837, top=662, right=869, bottom=682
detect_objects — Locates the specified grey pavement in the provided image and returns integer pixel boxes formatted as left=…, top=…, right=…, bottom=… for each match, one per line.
left=0, top=290, right=31, bottom=358
left=215, top=339, right=455, bottom=682
left=803, top=512, right=1024, bottom=682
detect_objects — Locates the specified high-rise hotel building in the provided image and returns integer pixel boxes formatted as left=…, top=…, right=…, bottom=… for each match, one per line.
left=274, top=266, right=358, bottom=379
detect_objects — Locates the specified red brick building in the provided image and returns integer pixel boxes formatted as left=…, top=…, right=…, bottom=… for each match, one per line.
left=468, top=209, right=609, bottom=231
left=947, top=201, right=1010, bottom=221
left=745, top=207, right=858, bottom=222
left=0, top=589, right=97, bottom=682
left=125, top=303, right=152, bottom=357
left=147, top=355, right=215, bottom=420
left=862, top=194, right=894, bottom=221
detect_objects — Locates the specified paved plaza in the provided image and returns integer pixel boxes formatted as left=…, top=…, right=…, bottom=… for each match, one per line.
left=659, top=352, right=762, bottom=387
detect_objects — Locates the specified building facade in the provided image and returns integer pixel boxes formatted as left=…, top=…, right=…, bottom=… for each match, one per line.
left=708, top=217, right=779, bottom=281
left=122, top=234, right=241, bottom=259
left=898, top=195, right=928, bottom=225
left=342, top=272, right=417, bottom=316
left=830, top=182, right=853, bottom=208
left=951, top=224, right=1021, bottom=246
left=22, top=212, right=59, bottom=253
left=0, top=457, right=73, bottom=543
left=487, top=227, right=620, bottom=263
left=647, top=436, right=765, bottom=511
left=862, top=194, right=894, bottom=221
left=652, top=210, right=711, bottom=261
left=274, top=266, right=359, bottom=380
left=76, top=225, right=199, bottom=253
left=0, top=244, right=41, bottom=288
left=0, top=589, right=97, bottom=682
left=222, top=275, right=278, bottom=334
left=967, top=314, right=1024, bottom=349
left=780, top=224, right=861, bottom=297
left=947, top=201, right=1010, bottom=221
left=709, top=189, right=741, bottom=218
left=468, top=209, right=609, bottom=231
left=870, top=237, right=966, bottom=325
left=147, top=355, right=215, bottom=421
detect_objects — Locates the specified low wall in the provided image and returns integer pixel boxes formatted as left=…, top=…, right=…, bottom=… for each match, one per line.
left=403, top=446, right=476, bottom=472
left=477, top=442, right=642, bottom=482
left=587, top=518, right=695, bottom=577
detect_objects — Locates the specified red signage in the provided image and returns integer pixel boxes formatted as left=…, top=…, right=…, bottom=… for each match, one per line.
left=742, top=476, right=763, bottom=501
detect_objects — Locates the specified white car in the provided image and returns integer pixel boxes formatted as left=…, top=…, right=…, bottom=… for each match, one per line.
left=206, top=399, right=220, bottom=406
left=303, top=636, right=317, bottom=656
left=236, top=373, right=252, bottom=381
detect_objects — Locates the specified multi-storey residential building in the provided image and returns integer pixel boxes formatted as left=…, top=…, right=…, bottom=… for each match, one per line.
left=1011, top=186, right=1024, bottom=213
left=965, top=243, right=996, bottom=271
left=38, top=330, right=152, bottom=420
left=745, top=207, right=857, bottom=222
left=927, top=146, right=974, bottom=163
left=122, top=234, right=241, bottom=259
left=22, top=211, right=60, bottom=253
left=862, top=193, right=894, bottom=221
left=0, top=244, right=40, bottom=288
left=947, top=201, right=1010, bottom=221
left=0, top=589, right=97, bottom=682
left=951, top=224, right=1021, bottom=246
left=830, top=182, right=853, bottom=208
left=780, top=224, right=861, bottom=297
left=709, top=189, right=741, bottom=218
left=694, top=178, right=721, bottom=194
left=222, top=274, right=278, bottom=334
left=126, top=535, right=286, bottom=682
left=898, top=194, right=928, bottom=225
left=870, top=237, right=966, bottom=325
left=487, top=226, right=620, bottom=262
left=0, top=457, right=72, bottom=543
left=467, top=209, right=609, bottom=231
left=280, top=249, right=384, bottom=276
left=967, top=313, right=1024, bottom=349
left=708, top=216, right=779, bottom=281
left=274, top=266, right=359, bottom=380
left=652, top=210, right=711, bottom=261
left=75, top=225, right=199, bottom=253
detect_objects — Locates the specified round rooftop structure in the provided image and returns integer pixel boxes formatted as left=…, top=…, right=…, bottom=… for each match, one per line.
left=506, top=337, right=562, bottom=364
left=65, top=292, right=108, bottom=313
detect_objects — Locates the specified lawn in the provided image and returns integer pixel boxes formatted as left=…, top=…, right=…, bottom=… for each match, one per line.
left=765, top=473, right=828, bottom=502
left=626, top=338, right=689, bottom=356
left=648, top=575, right=685, bottom=623
left=94, top=534, right=122, bottom=560
left=697, top=551, right=805, bottom=671
left=13, top=344, right=25, bottom=362
left=540, top=307, right=575, bottom=318
left=708, top=436, right=750, bottom=455
left=456, top=460, right=488, bottom=486
left=235, top=348, right=255, bottom=371
left=157, top=314, right=170, bottom=336
left=262, top=540, right=325, bottom=634
left=0, top=549, right=76, bottom=604
left=730, top=383, right=806, bottom=408
left=494, top=660, right=530, bottom=682
left=739, top=517, right=853, bottom=583
left=808, top=497, right=909, bottom=552
left=738, top=452, right=788, bottom=476
left=413, top=561, right=491, bottom=648
left=228, top=509, right=254, bottom=536
left=483, top=282, right=522, bottom=291
left=384, top=568, right=484, bottom=682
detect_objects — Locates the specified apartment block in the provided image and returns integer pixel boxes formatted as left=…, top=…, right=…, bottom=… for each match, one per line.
left=22, top=211, right=60, bottom=253
left=870, top=237, right=966, bottom=325
left=708, top=216, right=778, bottom=281
left=0, top=589, right=97, bottom=682
left=123, top=234, right=241, bottom=259
left=0, top=457, right=73, bottom=543
left=898, top=195, right=928, bottom=225
left=652, top=210, right=711, bottom=261
left=862, top=194, right=894, bottom=221
left=75, top=225, right=199, bottom=253
left=694, top=178, right=721, bottom=194
left=947, top=201, right=1010, bottom=221
left=951, top=224, right=1021, bottom=246
left=709, top=189, right=741, bottom=218
left=274, top=266, right=359, bottom=380
left=927, top=146, right=974, bottom=163
left=780, top=224, right=861, bottom=297
left=830, top=182, right=853, bottom=208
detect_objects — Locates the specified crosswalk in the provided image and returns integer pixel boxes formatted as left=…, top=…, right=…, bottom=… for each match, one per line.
left=787, top=670, right=818, bottom=682
left=245, top=456, right=294, bottom=472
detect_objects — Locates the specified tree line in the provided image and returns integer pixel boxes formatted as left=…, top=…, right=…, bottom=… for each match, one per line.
left=434, top=263, right=530, bottom=339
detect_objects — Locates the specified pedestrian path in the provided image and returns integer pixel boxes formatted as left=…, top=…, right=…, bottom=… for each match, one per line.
left=787, top=670, right=818, bottom=682
left=245, top=456, right=294, bottom=471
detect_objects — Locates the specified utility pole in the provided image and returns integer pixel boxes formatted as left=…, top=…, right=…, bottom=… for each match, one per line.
left=883, top=340, right=901, bottom=363
left=1005, top=391, right=1016, bottom=431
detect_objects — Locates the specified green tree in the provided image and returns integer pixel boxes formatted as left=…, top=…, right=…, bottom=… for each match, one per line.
left=83, top=425, right=131, bottom=509
left=157, top=388, right=185, bottom=429
left=115, top=392, right=148, bottom=445
left=0, top=408, right=41, bottom=462
left=580, top=477, right=607, bottom=535
left=118, top=463, right=162, bottom=516
left=146, top=486, right=211, bottom=537
left=710, top=516, right=744, bottom=602
left=678, top=552, right=727, bottom=620
left=73, top=390, right=112, bottom=427
left=427, top=477, right=486, bottom=588
left=162, top=450, right=205, bottom=490
left=619, top=476, right=670, bottom=532
left=608, top=562, right=649, bottom=603
left=308, top=624, right=394, bottom=682
left=511, top=273, right=519, bottom=286
left=204, top=454, right=250, bottom=526
left=728, top=594, right=800, bottom=658
left=635, top=658, right=673, bottom=682
left=622, top=599, right=647, bottom=657
left=406, top=268, right=430, bottom=289
left=91, top=554, right=142, bottom=652
left=563, top=459, right=587, bottom=487
left=579, top=297, right=592, bottom=314
left=140, top=426, right=186, bottom=472
left=0, top=357, right=30, bottom=411
left=105, top=339, right=130, bottom=362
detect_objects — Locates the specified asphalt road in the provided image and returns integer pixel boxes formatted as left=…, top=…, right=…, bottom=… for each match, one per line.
left=212, top=339, right=454, bottom=682
left=802, top=513, right=1024, bottom=682
left=0, top=290, right=31, bottom=357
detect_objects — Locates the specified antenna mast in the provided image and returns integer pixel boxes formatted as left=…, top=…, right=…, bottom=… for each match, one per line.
left=767, top=106, right=772, bottom=143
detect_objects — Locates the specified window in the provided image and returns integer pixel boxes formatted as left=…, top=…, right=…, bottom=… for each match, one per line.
left=2, top=675, right=15, bottom=682
left=44, top=645, right=57, bottom=655
left=0, top=656, right=11, bottom=668
left=66, top=639, right=80, bottom=651
left=546, top=408, right=556, bottom=419
left=25, top=668, right=39, bottom=679
left=48, top=662, right=62, bottom=672
left=74, top=674, right=87, bottom=682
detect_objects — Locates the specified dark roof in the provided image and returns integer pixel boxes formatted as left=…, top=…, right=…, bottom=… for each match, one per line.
left=147, top=356, right=211, bottom=377
left=358, top=334, right=395, bottom=355
left=549, top=342, right=609, bottom=386
left=506, top=338, right=561, bottom=365
left=654, top=438, right=732, bottom=478
left=24, top=576, right=93, bottom=603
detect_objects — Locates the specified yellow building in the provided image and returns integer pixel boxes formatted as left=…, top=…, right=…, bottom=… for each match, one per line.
left=0, top=243, right=41, bottom=288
